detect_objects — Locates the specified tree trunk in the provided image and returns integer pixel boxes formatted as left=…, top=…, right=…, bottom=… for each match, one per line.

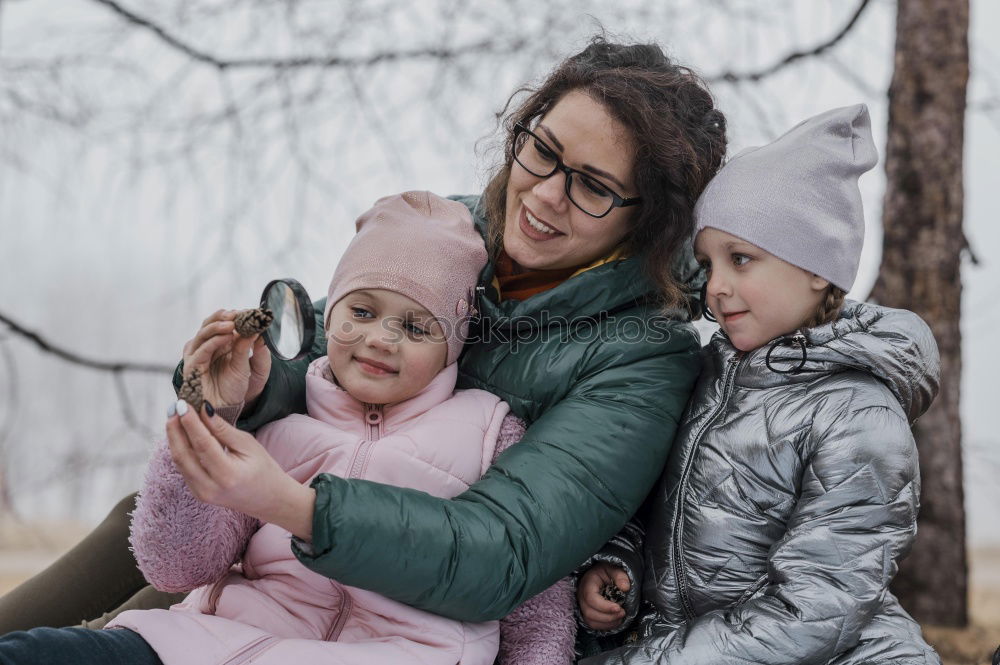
left=871, top=0, right=969, bottom=627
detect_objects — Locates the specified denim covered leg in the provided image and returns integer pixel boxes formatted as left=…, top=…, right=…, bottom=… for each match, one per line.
left=0, top=626, right=162, bottom=665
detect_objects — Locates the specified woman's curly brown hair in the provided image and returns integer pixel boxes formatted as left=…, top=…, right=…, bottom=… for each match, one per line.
left=481, top=36, right=728, bottom=309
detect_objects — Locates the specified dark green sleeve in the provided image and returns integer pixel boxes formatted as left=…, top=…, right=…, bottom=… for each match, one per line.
left=292, top=325, right=702, bottom=622
left=171, top=297, right=328, bottom=431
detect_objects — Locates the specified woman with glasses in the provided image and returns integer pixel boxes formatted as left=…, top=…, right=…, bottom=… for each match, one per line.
left=0, top=36, right=727, bottom=657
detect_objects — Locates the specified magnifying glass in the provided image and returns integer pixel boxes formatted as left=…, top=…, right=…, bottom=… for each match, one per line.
left=259, top=278, right=315, bottom=361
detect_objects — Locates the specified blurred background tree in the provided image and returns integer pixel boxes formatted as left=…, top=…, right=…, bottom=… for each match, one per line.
left=870, top=0, right=970, bottom=626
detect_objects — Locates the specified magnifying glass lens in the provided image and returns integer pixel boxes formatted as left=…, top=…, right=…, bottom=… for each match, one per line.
left=260, top=279, right=315, bottom=361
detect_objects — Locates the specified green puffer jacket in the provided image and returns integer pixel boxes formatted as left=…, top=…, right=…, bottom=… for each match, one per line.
left=209, top=194, right=703, bottom=622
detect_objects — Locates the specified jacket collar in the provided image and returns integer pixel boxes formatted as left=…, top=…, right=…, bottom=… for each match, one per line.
left=305, top=358, right=459, bottom=434
left=708, top=300, right=940, bottom=422
left=489, top=246, right=630, bottom=302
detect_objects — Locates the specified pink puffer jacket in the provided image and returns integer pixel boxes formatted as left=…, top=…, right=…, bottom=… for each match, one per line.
left=109, top=358, right=575, bottom=665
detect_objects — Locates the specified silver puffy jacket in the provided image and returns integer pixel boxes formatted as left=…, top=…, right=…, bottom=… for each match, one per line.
left=581, top=302, right=942, bottom=665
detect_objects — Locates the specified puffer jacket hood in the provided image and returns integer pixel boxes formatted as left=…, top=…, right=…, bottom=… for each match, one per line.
left=725, top=300, right=940, bottom=422
left=581, top=301, right=942, bottom=665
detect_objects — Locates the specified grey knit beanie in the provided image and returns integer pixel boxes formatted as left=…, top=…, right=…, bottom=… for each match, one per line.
left=694, top=104, right=878, bottom=291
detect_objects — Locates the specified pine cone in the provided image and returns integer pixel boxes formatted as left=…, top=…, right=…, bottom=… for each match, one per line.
left=234, top=307, right=274, bottom=337
left=600, top=582, right=627, bottom=605
left=178, top=368, right=205, bottom=413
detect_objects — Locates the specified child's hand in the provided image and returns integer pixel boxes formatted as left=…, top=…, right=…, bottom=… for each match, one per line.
left=167, top=399, right=314, bottom=540
left=578, top=562, right=630, bottom=631
left=182, top=309, right=271, bottom=407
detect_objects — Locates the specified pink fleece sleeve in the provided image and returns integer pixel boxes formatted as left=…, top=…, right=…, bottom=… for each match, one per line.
left=494, top=413, right=578, bottom=665
left=129, top=439, right=260, bottom=593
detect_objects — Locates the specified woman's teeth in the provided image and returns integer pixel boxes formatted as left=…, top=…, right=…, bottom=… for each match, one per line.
left=526, top=211, right=558, bottom=234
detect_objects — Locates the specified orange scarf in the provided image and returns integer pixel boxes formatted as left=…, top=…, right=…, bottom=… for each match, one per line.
left=493, top=248, right=628, bottom=302
left=493, top=251, right=580, bottom=302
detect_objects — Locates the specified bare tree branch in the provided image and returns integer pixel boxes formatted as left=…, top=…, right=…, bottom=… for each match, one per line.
left=113, top=372, right=158, bottom=439
left=707, top=0, right=873, bottom=84
left=89, top=0, right=527, bottom=71
left=0, top=310, right=173, bottom=374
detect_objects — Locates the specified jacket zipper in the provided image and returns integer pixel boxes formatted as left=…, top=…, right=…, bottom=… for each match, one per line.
left=220, top=635, right=277, bottom=665
left=347, top=403, right=384, bottom=479
left=672, top=353, right=745, bottom=619
left=475, top=285, right=487, bottom=310
left=328, top=403, right=383, bottom=642
left=325, top=589, right=354, bottom=641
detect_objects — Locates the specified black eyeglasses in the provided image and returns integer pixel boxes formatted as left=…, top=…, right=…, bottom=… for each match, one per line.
left=512, top=123, right=641, bottom=218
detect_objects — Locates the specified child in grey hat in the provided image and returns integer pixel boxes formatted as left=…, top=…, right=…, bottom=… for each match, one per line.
left=576, top=105, right=943, bottom=665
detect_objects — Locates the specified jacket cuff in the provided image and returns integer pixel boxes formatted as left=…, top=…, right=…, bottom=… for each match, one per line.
left=172, top=360, right=184, bottom=396
left=234, top=379, right=275, bottom=431
left=215, top=402, right=244, bottom=426
left=291, top=473, right=337, bottom=562
left=574, top=551, right=642, bottom=637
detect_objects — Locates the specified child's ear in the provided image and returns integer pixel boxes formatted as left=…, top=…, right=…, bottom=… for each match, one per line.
left=809, top=274, right=831, bottom=292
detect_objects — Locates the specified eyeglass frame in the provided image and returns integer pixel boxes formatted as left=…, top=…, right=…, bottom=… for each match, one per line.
left=511, top=123, right=641, bottom=219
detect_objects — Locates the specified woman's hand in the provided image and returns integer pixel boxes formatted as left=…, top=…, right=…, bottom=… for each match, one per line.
left=166, top=399, right=314, bottom=541
left=577, top=562, right=630, bottom=631
left=182, top=309, right=271, bottom=407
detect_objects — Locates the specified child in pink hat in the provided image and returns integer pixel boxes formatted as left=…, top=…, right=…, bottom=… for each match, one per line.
left=0, top=192, right=575, bottom=665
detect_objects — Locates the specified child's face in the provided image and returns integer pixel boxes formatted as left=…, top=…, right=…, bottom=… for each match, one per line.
left=326, top=289, right=448, bottom=405
left=695, top=227, right=830, bottom=352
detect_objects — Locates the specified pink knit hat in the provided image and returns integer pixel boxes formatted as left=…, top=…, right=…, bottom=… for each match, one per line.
left=325, top=191, right=486, bottom=365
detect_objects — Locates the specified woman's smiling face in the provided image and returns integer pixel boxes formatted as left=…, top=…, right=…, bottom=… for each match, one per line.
left=503, top=89, right=638, bottom=270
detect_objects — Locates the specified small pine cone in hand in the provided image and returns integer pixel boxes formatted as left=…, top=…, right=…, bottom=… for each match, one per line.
left=600, top=581, right=627, bottom=605
left=178, top=368, right=205, bottom=413
left=233, top=307, right=274, bottom=338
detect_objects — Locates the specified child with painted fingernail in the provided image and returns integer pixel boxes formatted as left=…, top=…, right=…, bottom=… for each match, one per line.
left=0, top=192, right=575, bottom=665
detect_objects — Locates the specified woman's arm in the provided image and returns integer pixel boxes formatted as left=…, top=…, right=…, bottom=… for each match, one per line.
left=581, top=401, right=922, bottom=665
left=293, top=328, right=702, bottom=621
